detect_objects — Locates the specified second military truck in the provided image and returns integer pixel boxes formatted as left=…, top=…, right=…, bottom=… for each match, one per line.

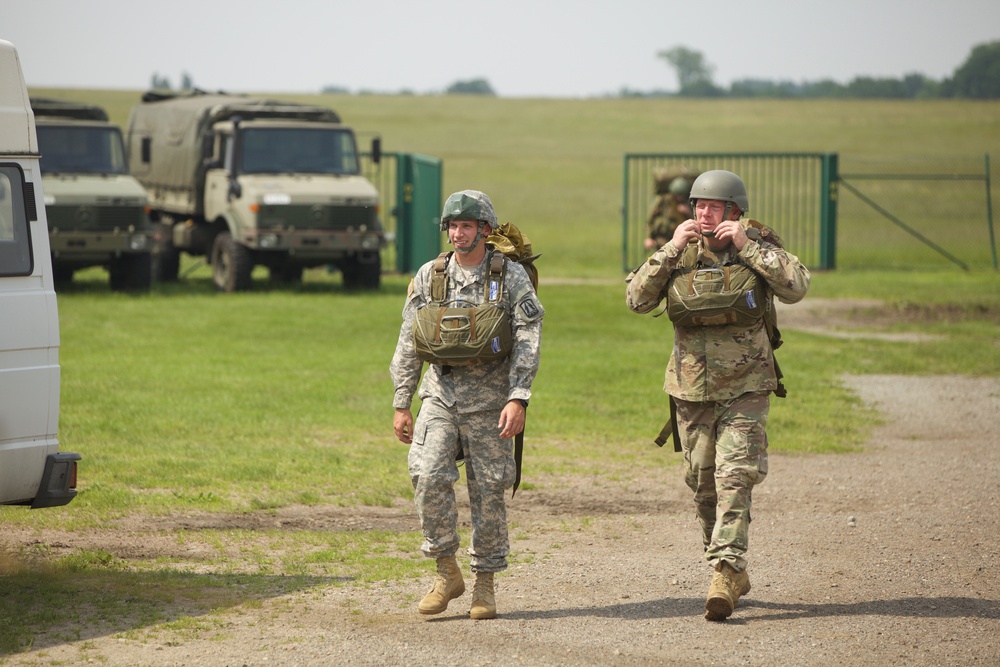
left=125, top=91, right=385, bottom=291
left=32, top=97, right=153, bottom=291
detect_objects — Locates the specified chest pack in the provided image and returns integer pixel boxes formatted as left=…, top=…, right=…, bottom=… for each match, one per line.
left=412, top=250, right=513, bottom=366
left=665, top=221, right=786, bottom=394
left=666, top=260, right=767, bottom=328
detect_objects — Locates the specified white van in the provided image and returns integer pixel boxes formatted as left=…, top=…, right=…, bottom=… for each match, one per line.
left=0, top=39, right=79, bottom=508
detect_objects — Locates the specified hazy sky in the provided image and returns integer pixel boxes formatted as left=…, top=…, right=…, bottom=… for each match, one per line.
left=5, top=0, right=1000, bottom=97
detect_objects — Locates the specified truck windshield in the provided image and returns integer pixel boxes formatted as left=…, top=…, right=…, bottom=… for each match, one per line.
left=239, top=128, right=360, bottom=175
left=36, top=125, right=128, bottom=175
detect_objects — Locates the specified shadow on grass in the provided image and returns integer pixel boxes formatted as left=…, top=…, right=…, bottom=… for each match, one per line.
left=0, top=565, right=348, bottom=656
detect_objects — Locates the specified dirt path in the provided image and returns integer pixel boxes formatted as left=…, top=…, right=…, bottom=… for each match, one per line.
left=4, top=372, right=998, bottom=666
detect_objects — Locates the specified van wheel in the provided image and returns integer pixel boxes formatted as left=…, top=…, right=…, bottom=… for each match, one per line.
left=211, top=232, right=253, bottom=292
left=109, top=253, right=153, bottom=292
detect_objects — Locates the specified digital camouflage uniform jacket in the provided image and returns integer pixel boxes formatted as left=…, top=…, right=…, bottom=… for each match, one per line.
left=391, top=248, right=544, bottom=412
left=626, top=230, right=810, bottom=402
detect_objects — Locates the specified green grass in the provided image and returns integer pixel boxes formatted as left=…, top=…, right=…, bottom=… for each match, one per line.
left=5, top=263, right=995, bottom=529
left=3, top=91, right=998, bottom=653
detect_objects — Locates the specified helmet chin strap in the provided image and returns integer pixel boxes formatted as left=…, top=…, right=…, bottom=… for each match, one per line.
left=455, top=223, right=487, bottom=255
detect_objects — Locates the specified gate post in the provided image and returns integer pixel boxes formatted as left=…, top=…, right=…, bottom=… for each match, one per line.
left=819, top=153, right=839, bottom=270
left=396, top=153, right=443, bottom=273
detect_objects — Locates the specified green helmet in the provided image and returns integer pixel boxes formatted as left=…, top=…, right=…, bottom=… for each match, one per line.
left=668, top=177, right=691, bottom=197
left=689, top=170, right=749, bottom=214
left=439, top=190, right=498, bottom=231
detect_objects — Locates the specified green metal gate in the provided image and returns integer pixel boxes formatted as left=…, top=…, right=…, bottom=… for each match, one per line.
left=836, top=154, right=996, bottom=271
left=362, top=151, right=443, bottom=275
left=622, top=153, right=838, bottom=272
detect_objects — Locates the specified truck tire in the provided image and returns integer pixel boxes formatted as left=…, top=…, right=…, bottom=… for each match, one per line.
left=211, top=232, right=253, bottom=292
left=341, top=254, right=381, bottom=290
left=152, top=237, right=180, bottom=282
left=109, top=253, right=153, bottom=292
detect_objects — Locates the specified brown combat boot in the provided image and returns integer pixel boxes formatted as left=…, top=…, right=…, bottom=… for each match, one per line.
left=704, top=561, right=751, bottom=621
left=418, top=555, right=465, bottom=615
left=469, top=571, right=497, bottom=620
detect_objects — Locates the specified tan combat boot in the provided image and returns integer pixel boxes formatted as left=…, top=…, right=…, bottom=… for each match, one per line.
left=704, top=561, right=751, bottom=621
left=469, top=571, right=497, bottom=620
left=418, top=555, right=465, bottom=615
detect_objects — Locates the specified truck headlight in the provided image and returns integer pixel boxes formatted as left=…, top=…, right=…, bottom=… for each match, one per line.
left=361, top=236, right=380, bottom=250
left=129, top=234, right=149, bottom=251
left=259, top=233, right=279, bottom=248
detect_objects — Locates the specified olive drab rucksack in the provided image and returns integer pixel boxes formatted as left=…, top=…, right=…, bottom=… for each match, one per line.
left=486, top=222, right=541, bottom=291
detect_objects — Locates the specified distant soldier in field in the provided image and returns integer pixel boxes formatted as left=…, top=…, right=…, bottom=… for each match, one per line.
left=390, top=190, right=544, bottom=620
left=645, top=171, right=694, bottom=251
left=626, top=170, right=810, bottom=621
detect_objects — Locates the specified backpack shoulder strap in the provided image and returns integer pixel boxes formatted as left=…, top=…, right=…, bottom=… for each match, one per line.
left=430, top=251, right=452, bottom=304
left=485, top=248, right=506, bottom=303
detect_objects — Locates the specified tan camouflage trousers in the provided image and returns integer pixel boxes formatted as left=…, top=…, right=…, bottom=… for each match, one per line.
left=408, top=399, right=516, bottom=573
left=674, top=391, right=770, bottom=572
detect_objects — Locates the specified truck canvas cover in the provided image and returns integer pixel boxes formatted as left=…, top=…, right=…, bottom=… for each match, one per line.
left=127, top=90, right=343, bottom=198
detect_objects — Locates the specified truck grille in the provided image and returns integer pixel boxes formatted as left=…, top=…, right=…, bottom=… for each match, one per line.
left=258, top=204, right=377, bottom=231
left=46, top=205, right=146, bottom=231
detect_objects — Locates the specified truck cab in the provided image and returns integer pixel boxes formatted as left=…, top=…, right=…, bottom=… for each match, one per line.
left=32, top=97, right=153, bottom=291
left=0, top=40, right=80, bottom=508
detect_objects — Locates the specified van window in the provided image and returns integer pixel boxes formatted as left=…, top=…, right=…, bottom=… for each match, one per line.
left=0, top=164, right=35, bottom=276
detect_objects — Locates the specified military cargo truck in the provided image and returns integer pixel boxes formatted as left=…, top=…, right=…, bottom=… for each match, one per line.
left=0, top=39, right=80, bottom=508
left=31, top=97, right=153, bottom=291
left=125, top=91, right=385, bottom=291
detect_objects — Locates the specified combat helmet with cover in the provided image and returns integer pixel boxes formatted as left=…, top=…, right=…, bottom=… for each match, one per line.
left=439, top=189, right=497, bottom=231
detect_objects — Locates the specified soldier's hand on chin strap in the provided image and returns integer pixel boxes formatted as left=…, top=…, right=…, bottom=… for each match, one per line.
left=713, top=221, right=749, bottom=250
left=671, top=220, right=701, bottom=249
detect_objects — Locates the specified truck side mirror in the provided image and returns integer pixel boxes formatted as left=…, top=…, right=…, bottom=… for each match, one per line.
left=141, top=137, right=151, bottom=164
left=371, top=137, right=381, bottom=165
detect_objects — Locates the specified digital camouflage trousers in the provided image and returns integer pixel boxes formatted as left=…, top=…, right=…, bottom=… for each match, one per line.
left=408, top=398, right=516, bottom=573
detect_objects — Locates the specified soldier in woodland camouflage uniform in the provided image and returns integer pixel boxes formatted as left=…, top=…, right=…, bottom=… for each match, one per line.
left=390, top=190, right=544, bottom=620
left=626, top=170, right=810, bottom=621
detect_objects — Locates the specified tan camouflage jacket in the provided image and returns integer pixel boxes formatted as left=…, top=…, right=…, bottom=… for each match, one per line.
left=626, top=232, right=810, bottom=401
left=391, top=249, right=544, bottom=413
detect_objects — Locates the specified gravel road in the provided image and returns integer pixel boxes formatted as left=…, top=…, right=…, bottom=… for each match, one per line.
left=5, top=372, right=998, bottom=666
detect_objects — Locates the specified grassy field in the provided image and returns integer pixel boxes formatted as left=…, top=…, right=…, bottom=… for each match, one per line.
left=31, top=89, right=1000, bottom=277
left=2, top=91, right=998, bottom=653
left=13, top=86, right=1000, bottom=521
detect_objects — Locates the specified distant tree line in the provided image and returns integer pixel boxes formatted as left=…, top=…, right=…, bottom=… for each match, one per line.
left=321, top=78, right=497, bottom=96
left=643, top=41, right=1000, bottom=99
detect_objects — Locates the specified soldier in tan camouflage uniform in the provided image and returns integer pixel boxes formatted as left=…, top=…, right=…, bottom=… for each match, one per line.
left=390, top=190, right=544, bottom=620
left=626, top=170, right=810, bottom=621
